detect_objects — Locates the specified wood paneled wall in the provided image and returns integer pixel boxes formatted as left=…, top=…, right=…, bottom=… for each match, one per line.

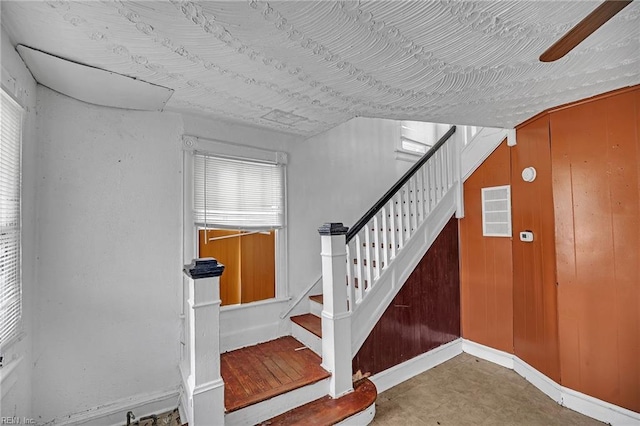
left=200, top=229, right=242, bottom=305
left=511, top=115, right=561, bottom=382
left=550, top=88, right=640, bottom=412
left=460, top=86, right=640, bottom=412
left=352, top=217, right=460, bottom=376
left=459, top=141, right=514, bottom=353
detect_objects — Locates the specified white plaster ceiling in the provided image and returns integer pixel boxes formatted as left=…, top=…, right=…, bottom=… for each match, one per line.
left=2, top=1, right=639, bottom=137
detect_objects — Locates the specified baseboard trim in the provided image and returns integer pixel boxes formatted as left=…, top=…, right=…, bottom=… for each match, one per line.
left=52, top=387, right=180, bottom=426
left=461, top=339, right=640, bottom=426
left=512, top=355, right=562, bottom=404
left=370, top=338, right=463, bottom=394
left=461, top=339, right=514, bottom=369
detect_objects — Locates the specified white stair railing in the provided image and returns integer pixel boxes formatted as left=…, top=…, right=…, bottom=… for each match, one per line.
left=319, top=126, right=463, bottom=393
left=345, top=126, right=460, bottom=319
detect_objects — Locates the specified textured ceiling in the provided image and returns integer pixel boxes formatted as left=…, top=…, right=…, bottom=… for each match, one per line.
left=2, top=1, right=639, bottom=137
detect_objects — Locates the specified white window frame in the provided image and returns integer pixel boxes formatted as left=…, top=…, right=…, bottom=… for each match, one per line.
left=181, top=135, right=288, bottom=308
left=0, top=87, right=23, bottom=349
left=396, top=121, right=451, bottom=162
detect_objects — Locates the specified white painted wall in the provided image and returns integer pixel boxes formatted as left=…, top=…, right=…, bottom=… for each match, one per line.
left=287, top=117, right=412, bottom=313
left=0, top=27, right=37, bottom=419
left=32, top=87, right=184, bottom=422
left=14, top=63, right=415, bottom=420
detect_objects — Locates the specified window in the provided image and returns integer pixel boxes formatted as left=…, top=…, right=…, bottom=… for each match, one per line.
left=0, top=88, right=23, bottom=346
left=397, top=121, right=450, bottom=160
left=193, top=154, right=284, bottom=229
left=481, top=185, right=512, bottom=237
left=191, top=149, right=286, bottom=306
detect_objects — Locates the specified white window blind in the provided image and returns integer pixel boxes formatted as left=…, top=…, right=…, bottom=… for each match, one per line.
left=481, top=185, right=511, bottom=237
left=194, top=153, right=284, bottom=229
left=0, top=88, right=23, bottom=346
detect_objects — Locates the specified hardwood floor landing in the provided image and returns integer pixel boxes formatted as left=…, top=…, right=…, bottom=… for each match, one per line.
left=221, top=336, right=330, bottom=413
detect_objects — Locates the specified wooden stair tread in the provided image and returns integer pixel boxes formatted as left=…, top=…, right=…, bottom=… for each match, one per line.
left=309, top=294, right=323, bottom=304
left=260, top=379, right=377, bottom=426
left=290, top=313, right=322, bottom=338
left=221, top=336, right=330, bottom=413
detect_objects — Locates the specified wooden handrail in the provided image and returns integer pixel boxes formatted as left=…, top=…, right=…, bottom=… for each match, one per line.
left=346, top=125, right=456, bottom=242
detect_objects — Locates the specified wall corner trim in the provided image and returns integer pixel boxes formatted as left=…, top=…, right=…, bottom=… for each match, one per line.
left=461, top=339, right=640, bottom=426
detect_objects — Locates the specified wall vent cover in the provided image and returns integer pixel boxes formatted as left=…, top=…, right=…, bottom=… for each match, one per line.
left=481, top=185, right=512, bottom=237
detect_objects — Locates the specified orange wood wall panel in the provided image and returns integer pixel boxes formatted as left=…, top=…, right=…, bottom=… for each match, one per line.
left=199, top=229, right=241, bottom=305
left=459, top=140, right=514, bottom=353
left=550, top=88, right=640, bottom=412
left=512, top=115, right=561, bottom=382
left=240, top=231, right=276, bottom=303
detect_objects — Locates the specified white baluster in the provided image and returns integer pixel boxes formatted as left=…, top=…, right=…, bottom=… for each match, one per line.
left=415, top=166, right=424, bottom=225
left=388, top=197, right=397, bottom=259
left=402, top=185, right=411, bottom=242
left=436, top=150, right=443, bottom=202
left=355, top=233, right=364, bottom=303
left=381, top=205, right=389, bottom=268
left=373, top=214, right=381, bottom=280
left=429, top=160, right=436, bottom=212
left=409, top=176, right=418, bottom=234
left=345, top=243, right=355, bottom=310
left=363, top=227, right=372, bottom=293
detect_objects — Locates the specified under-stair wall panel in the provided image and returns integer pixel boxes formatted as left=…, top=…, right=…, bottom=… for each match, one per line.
left=460, top=141, right=514, bottom=353
left=550, top=88, right=640, bottom=413
left=352, top=217, right=460, bottom=376
left=511, top=115, right=561, bottom=382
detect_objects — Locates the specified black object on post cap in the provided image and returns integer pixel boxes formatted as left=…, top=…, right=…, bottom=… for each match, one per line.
left=183, top=257, right=225, bottom=279
left=318, top=222, right=349, bottom=236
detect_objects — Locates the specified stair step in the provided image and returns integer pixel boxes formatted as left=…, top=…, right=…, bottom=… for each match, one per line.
left=259, top=379, right=377, bottom=426
left=290, top=313, right=322, bottom=338
left=309, top=294, right=323, bottom=304
left=221, top=336, right=330, bottom=413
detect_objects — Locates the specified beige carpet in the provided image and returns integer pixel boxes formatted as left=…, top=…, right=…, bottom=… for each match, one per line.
left=371, top=353, right=603, bottom=425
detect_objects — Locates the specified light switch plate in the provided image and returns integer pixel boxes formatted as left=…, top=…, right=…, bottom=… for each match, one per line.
left=520, top=231, right=534, bottom=242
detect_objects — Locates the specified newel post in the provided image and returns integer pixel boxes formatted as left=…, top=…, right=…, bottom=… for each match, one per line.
left=183, top=258, right=225, bottom=425
left=318, top=223, right=353, bottom=398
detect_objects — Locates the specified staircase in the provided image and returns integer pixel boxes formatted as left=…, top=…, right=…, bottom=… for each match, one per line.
left=180, top=124, right=507, bottom=425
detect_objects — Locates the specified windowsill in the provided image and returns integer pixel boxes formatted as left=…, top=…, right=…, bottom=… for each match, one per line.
left=221, top=297, right=291, bottom=312
left=395, top=149, right=424, bottom=163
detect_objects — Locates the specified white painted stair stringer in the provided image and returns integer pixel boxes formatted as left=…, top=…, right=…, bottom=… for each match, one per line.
left=461, top=127, right=508, bottom=182
left=350, top=188, right=457, bottom=356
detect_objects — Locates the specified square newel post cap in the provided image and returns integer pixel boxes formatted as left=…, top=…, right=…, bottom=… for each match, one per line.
left=318, top=222, right=349, bottom=236
left=183, top=257, right=225, bottom=279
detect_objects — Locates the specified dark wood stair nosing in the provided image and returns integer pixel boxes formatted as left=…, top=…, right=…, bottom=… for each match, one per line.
left=259, top=378, right=377, bottom=426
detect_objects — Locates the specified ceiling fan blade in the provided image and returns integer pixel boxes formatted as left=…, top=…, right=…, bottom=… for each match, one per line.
left=540, top=0, right=633, bottom=62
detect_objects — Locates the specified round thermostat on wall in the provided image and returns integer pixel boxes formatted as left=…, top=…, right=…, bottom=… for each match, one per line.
left=521, top=167, right=537, bottom=182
